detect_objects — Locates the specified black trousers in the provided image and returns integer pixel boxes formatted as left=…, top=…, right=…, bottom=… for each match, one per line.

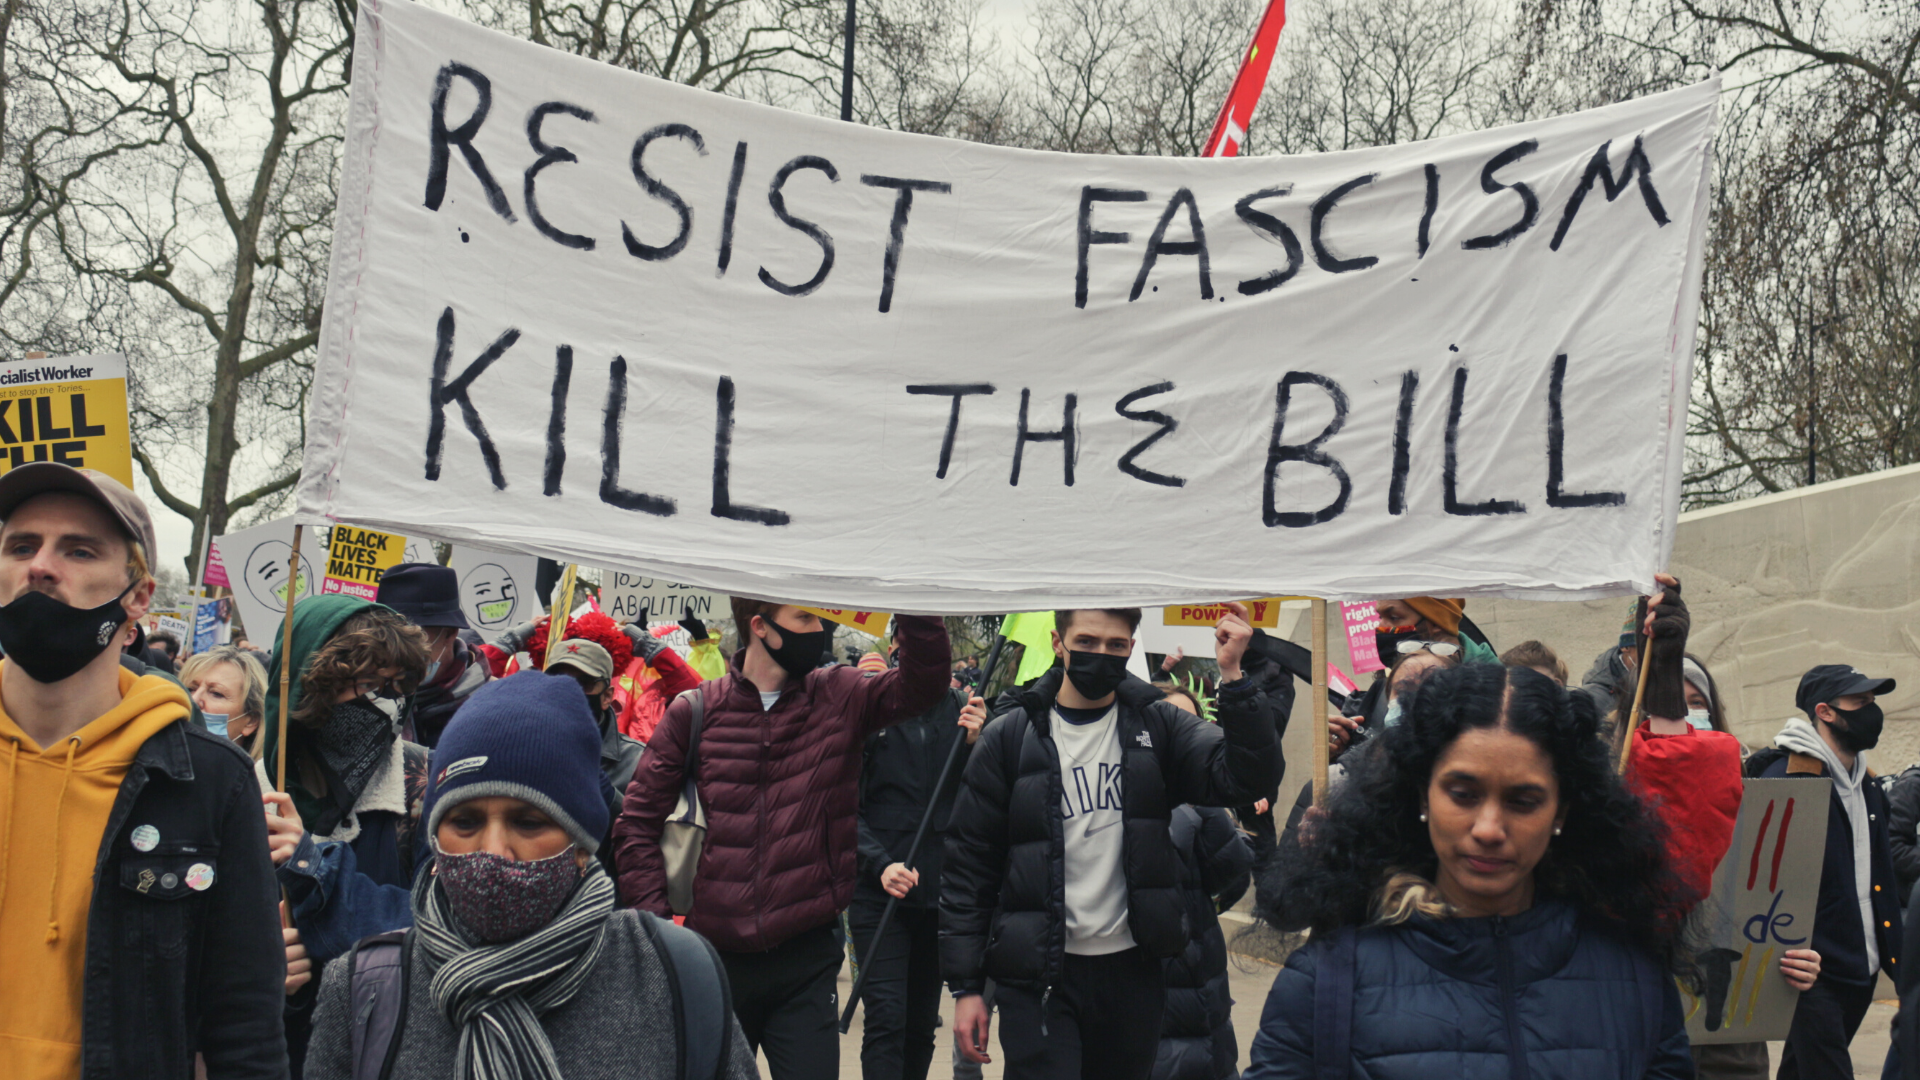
left=997, top=947, right=1166, bottom=1080
left=719, top=922, right=844, bottom=1080
left=848, top=895, right=942, bottom=1080
left=1779, top=977, right=1876, bottom=1080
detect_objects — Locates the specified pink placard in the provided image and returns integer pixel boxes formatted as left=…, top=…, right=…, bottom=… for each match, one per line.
left=203, top=542, right=230, bottom=589
left=1341, top=600, right=1383, bottom=674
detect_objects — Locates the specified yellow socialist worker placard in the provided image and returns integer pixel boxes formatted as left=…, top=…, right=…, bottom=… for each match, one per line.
left=0, top=353, right=132, bottom=486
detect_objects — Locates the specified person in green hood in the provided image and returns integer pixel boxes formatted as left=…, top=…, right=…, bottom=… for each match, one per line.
left=252, top=594, right=430, bottom=1076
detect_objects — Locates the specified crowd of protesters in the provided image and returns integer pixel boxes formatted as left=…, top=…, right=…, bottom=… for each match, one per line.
left=0, top=458, right=1913, bottom=1080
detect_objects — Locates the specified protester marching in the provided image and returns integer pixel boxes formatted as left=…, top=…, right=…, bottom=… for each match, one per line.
left=6, top=0, right=1920, bottom=1075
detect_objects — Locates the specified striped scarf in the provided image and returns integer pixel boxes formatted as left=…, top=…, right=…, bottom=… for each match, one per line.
left=413, top=859, right=617, bottom=1080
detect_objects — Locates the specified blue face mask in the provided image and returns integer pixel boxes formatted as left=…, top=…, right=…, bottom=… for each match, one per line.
left=203, top=712, right=229, bottom=739
left=1686, top=709, right=1713, bottom=731
left=1383, top=699, right=1404, bottom=728
left=423, top=659, right=442, bottom=685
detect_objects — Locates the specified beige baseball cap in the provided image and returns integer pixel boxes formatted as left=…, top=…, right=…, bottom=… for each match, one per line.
left=546, top=638, right=614, bottom=682
left=0, top=463, right=158, bottom=560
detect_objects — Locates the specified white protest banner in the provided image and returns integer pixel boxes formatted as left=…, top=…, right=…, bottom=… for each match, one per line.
left=446, top=545, right=540, bottom=641
left=297, top=0, right=1716, bottom=612
left=1683, top=778, right=1830, bottom=1044
left=603, top=572, right=720, bottom=624
left=0, top=353, right=133, bottom=486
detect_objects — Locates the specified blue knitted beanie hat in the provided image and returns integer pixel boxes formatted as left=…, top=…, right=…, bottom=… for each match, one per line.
left=422, top=670, right=609, bottom=852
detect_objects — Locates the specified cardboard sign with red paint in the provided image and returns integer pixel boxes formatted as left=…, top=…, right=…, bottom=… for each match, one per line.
left=1683, top=778, right=1830, bottom=1044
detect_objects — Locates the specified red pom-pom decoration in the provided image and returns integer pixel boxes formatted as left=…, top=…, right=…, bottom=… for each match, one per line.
left=524, top=610, right=635, bottom=673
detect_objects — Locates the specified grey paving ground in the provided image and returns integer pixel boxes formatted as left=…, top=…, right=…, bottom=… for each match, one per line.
left=802, top=954, right=1901, bottom=1079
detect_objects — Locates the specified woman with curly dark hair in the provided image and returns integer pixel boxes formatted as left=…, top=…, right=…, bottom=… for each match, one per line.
left=1243, top=662, right=1700, bottom=1080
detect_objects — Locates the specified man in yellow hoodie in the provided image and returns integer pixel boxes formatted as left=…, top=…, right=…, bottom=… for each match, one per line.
left=0, top=463, right=286, bottom=1080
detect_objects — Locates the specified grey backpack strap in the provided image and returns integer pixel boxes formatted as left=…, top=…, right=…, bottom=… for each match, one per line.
left=347, top=929, right=410, bottom=1080
left=641, top=911, right=734, bottom=1080
left=1311, top=927, right=1356, bottom=1080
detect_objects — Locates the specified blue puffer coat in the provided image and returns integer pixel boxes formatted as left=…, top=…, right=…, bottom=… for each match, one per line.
left=1244, top=899, right=1693, bottom=1080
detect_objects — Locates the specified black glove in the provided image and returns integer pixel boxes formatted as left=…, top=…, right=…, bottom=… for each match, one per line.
left=1640, top=578, right=1690, bottom=721
left=679, top=609, right=709, bottom=642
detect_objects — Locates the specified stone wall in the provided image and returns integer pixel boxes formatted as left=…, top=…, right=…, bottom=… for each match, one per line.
left=1472, top=462, right=1920, bottom=763
left=1270, top=462, right=1920, bottom=788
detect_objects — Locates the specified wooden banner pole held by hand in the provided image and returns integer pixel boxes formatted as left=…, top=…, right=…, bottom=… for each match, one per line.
left=274, top=525, right=305, bottom=793
left=1311, top=598, right=1330, bottom=807
left=1619, top=618, right=1655, bottom=774
left=544, top=563, right=580, bottom=667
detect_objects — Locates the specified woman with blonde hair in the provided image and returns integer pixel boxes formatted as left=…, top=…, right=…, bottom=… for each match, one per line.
left=180, top=645, right=270, bottom=756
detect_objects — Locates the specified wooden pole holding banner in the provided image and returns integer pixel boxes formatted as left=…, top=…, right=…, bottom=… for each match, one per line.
left=1617, top=625, right=1655, bottom=773
left=274, top=525, right=305, bottom=793
left=544, top=563, right=579, bottom=667
left=1311, top=598, right=1330, bottom=806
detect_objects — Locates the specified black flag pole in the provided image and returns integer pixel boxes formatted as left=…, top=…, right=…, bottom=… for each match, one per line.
left=839, top=0, right=856, bottom=121
left=839, top=628, right=1010, bottom=1034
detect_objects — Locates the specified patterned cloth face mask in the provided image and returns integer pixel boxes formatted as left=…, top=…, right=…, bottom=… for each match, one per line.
left=432, top=842, right=582, bottom=944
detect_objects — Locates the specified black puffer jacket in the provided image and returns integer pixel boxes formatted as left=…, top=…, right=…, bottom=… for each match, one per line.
left=858, top=687, right=970, bottom=907
left=940, top=669, right=1280, bottom=995
left=1887, top=764, right=1920, bottom=905
left=1153, top=805, right=1252, bottom=1080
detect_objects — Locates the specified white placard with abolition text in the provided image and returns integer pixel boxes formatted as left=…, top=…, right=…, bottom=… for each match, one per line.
left=603, top=573, right=721, bottom=624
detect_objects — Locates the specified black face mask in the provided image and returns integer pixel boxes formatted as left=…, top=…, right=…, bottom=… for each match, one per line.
left=0, top=585, right=130, bottom=684
left=1062, top=650, right=1128, bottom=701
left=760, top=621, right=832, bottom=677
left=1829, top=702, right=1885, bottom=752
left=1375, top=625, right=1421, bottom=664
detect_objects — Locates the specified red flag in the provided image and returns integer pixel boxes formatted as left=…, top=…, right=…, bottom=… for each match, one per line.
left=1200, top=0, right=1289, bottom=158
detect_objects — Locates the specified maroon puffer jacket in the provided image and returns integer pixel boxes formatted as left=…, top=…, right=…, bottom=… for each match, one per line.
left=612, top=614, right=950, bottom=952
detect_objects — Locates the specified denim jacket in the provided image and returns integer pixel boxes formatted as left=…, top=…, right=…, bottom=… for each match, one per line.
left=83, top=721, right=288, bottom=1079
left=263, top=740, right=428, bottom=965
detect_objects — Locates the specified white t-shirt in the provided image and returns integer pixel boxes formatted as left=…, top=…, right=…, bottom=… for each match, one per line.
left=760, top=690, right=781, bottom=711
left=1053, top=705, right=1135, bottom=955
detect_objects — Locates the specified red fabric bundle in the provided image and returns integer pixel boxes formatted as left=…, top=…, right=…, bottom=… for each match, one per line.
left=1628, top=725, right=1745, bottom=912
left=524, top=611, right=635, bottom=674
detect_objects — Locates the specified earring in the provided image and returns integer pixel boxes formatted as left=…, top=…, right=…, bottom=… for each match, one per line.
left=1553, top=826, right=1562, bottom=836
left=1418, top=811, right=1428, bottom=822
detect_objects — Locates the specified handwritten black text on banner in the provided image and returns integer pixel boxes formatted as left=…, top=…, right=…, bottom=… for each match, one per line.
left=296, top=0, right=1716, bottom=611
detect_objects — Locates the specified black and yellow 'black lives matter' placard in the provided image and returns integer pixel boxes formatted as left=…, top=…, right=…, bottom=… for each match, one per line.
left=0, top=354, right=132, bottom=486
